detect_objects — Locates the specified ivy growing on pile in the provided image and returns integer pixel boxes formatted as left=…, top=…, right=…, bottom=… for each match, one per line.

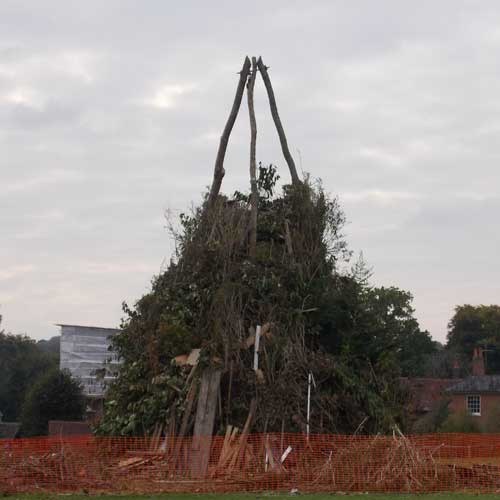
left=97, top=165, right=409, bottom=437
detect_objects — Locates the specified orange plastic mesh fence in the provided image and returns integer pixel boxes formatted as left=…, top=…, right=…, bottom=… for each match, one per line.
left=3, top=433, right=500, bottom=494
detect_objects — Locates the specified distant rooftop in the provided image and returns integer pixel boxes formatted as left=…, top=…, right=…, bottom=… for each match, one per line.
left=446, top=375, right=500, bottom=394
left=56, top=324, right=121, bottom=331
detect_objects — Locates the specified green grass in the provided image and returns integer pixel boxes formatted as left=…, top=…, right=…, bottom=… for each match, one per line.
left=4, top=494, right=500, bottom=500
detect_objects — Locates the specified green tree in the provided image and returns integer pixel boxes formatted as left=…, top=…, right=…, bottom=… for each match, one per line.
left=20, top=368, right=85, bottom=436
left=0, top=316, right=58, bottom=421
left=412, top=398, right=450, bottom=434
left=318, top=284, right=437, bottom=377
left=439, top=410, right=480, bottom=433
left=36, top=336, right=60, bottom=359
left=447, top=305, right=500, bottom=374
left=363, top=287, right=437, bottom=377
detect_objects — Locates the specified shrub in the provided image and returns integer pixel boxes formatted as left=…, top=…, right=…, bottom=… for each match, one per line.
left=439, top=410, right=480, bottom=433
left=20, top=368, right=85, bottom=436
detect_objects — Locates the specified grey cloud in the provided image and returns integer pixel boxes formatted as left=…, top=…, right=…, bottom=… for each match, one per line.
left=1, top=0, right=499, bottom=341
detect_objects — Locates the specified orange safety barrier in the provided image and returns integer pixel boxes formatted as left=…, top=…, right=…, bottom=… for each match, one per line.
left=3, top=433, right=500, bottom=494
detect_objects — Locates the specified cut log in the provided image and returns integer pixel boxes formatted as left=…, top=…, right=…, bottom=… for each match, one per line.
left=190, top=368, right=221, bottom=477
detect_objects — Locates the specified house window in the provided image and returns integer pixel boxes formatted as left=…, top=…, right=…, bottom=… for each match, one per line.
left=466, top=395, right=481, bottom=416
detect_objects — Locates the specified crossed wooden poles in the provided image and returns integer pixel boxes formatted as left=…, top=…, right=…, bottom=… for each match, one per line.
left=190, top=58, right=301, bottom=477
left=206, top=56, right=301, bottom=257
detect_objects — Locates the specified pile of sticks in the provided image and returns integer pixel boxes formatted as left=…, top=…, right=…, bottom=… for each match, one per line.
left=312, top=428, right=445, bottom=492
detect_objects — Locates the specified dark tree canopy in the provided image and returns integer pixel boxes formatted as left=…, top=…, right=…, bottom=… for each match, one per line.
left=36, top=336, right=61, bottom=358
left=447, top=304, right=500, bottom=374
left=20, top=368, right=85, bottom=436
left=0, top=317, right=58, bottom=421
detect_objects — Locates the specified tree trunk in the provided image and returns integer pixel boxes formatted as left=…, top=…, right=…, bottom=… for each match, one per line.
left=207, top=56, right=251, bottom=210
left=247, top=57, right=258, bottom=258
left=256, top=57, right=300, bottom=185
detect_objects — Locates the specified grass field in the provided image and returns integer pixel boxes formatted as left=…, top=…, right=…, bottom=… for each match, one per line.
left=5, top=494, right=500, bottom=500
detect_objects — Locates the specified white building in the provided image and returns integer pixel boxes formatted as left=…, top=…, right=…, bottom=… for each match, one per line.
left=58, top=324, right=120, bottom=397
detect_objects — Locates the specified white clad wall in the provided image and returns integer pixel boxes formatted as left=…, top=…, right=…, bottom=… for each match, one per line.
left=59, top=325, right=120, bottom=397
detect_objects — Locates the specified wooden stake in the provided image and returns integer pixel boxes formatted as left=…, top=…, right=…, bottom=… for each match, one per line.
left=225, top=359, right=234, bottom=423
left=253, top=325, right=261, bottom=371
left=256, top=57, right=300, bottom=185
left=172, top=379, right=197, bottom=467
left=207, top=56, right=251, bottom=210
left=228, top=397, right=257, bottom=470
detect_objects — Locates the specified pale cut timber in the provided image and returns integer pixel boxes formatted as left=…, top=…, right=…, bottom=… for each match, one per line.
left=186, top=348, right=200, bottom=366
left=257, top=57, right=300, bottom=185
left=173, top=348, right=200, bottom=367
left=244, top=322, right=272, bottom=349
left=253, top=325, right=261, bottom=371
left=173, top=354, right=188, bottom=366
left=207, top=56, right=251, bottom=210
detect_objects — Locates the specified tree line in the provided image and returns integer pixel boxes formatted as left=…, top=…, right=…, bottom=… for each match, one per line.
left=0, top=316, right=84, bottom=436
left=1, top=302, right=499, bottom=437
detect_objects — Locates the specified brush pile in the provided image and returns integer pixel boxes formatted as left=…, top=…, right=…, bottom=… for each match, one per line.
left=97, top=57, right=413, bottom=474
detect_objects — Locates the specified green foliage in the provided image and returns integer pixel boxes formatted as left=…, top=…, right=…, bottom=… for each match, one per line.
left=0, top=317, right=58, bottom=421
left=436, top=404, right=500, bottom=434
left=482, top=404, right=500, bottom=433
left=317, top=282, right=437, bottom=377
left=412, top=399, right=450, bottom=434
left=98, top=171, right=420, bottom=436
left=20, top=368, right=85, bottom=436
left=36, top=336, right=60, bottom=358
left=439, top=410, right=481, bottom=433
left=447, top=305, right=500, bottom=374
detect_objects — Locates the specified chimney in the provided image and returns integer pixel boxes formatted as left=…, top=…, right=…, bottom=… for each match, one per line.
left=472, top=347, right=485, bottom=376
left=452, top=358, right=461, bottom=378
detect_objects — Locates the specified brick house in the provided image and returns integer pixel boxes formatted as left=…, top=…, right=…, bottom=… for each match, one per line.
left=401, top=377, right=460, bottom=417
left=446, top=347, right=500, bottom=422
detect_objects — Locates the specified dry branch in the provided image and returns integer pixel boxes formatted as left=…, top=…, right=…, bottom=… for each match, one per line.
left=207, top=56, right=252, bottom=210
left=257, top=57, right=300, bottom=185
left=247, top=56, right=258, bottom=258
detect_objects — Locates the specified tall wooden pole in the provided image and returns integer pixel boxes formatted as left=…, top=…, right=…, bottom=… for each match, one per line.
left=257, top=57, right=300, bottom=185
left=207, top=56, right=251, bottom=210
left=247, top=57, right=258, bottom=258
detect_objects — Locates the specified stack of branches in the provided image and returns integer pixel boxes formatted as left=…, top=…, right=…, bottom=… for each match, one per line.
left=97, top=55, right=408, bottom=472
left=311, top=428, right=449, bottom=493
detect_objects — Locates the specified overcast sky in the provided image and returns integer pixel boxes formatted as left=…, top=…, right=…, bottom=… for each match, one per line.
left=2, top=1, right=499, bottom=342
